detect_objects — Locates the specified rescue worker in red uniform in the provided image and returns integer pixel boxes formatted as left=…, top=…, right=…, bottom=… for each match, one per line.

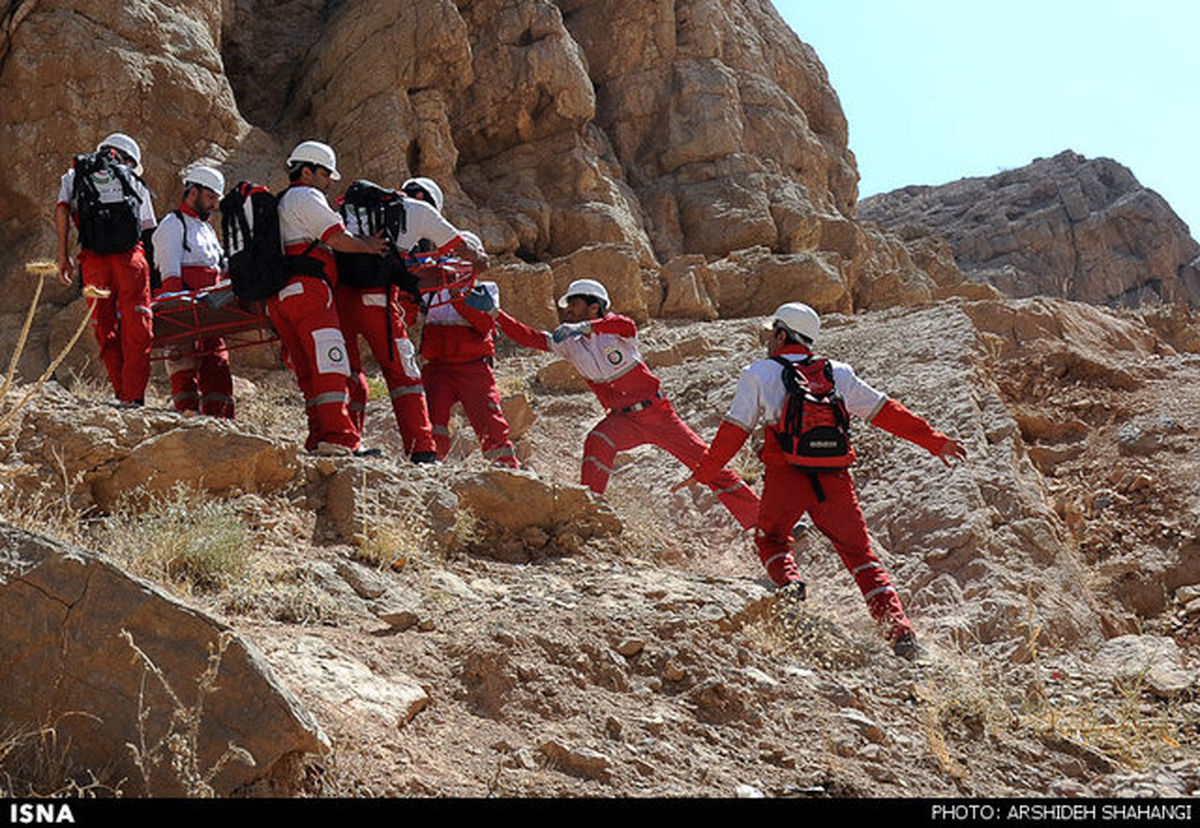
left=680, top=302, right=967, bottom=659
left=335, top=176, right=486, bottom=462
left=55, top=132, right=157, bottom=407
left=407, top=187, right=519, bottom=468
left=496, top=278, right=760, bottom=529
left=422, top=274, right=519, bottom=468
left=271, top=140, right=388, bottom=456
left=150, top=164, right=235, bottom=418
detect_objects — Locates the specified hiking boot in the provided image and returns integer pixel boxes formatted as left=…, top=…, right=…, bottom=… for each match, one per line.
left=354, top=447, right=384, bottom=458
left=312, top=442, right=354, bottom=457
left=891, top=632, right=923, bottom=661
left=112, top=399, right=144, bottom=409
left=410, top=451, right=440, bottom=465
left=778, top=580, right=807, bottom=602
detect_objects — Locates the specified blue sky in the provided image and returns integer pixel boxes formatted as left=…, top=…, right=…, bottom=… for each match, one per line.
left=773, top=0, right=1199, bottom=236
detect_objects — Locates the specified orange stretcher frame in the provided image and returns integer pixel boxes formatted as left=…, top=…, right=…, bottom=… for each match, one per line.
left=150, top=283, right=276, bottom=359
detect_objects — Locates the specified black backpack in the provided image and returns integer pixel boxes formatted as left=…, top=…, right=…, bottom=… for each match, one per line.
left=335, top=180, right=417, bottom=295
left=72, top=150, right=143, bottom=255
left=220, top=182, right=322, bottom=300
left=771, top=355, right=855, bottom=469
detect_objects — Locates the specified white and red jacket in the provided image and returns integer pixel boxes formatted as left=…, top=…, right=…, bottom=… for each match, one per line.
left=150, top=205, right=223, bottom=292
left=496, top=311, right=661, bottom=411
left=422, top=283, right=499, bottom=363
left=278, top=184, right=345, bottom=284
left=696, top=344, right=953, bottom=480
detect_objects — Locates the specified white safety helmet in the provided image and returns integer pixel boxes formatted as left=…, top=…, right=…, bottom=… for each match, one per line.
left=182, top=164, right=225, bottom=195
left=97, top=132, right=142, bottom=174
left=558, top=278, right=610, bottom=313
left=287, top=140, right=341, bottom=180
left=401, top=177, right=444, bottom=213
left=768, top=302, right=820, bottom=344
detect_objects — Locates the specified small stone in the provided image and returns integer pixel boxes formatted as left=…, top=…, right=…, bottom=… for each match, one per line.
left=375, top=608, right=420, bottom=630
left=838, top=708, right=889, bottom=745
left=539, top=740, right=612, bottom=781
left=615, top=638, right=645, bottom=657
left=1176, top=584, right=1200, bottom=604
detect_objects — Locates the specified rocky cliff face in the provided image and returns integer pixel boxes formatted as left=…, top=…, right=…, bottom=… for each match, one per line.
left=1, top=0, right=965, bottom=386
left=859, top=151, right=1200, bottom=309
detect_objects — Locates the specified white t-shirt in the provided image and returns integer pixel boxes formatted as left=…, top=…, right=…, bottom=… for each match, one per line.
left=725, top=353, right=887, bottom=432
left=150, top=210, right=223, bottom=278
left=277, top=185, right=343, bottom=249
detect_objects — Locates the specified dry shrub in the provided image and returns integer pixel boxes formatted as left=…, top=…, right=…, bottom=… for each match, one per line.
left=94, top=484, right=251, bottom=596
left=1023, top=672, right=1194, bottom=769
left=220, top=571, right=345, bottom=627
left=741, top=590, right=877, bottom=671
left=0, top=717, right=117, bottom=798
left=0, top=449, right=88, bottom=545
left=351, top=484, right=435, bottom=573
left=913, top=659, right=1014, bottom=782
left=122, top=629, right=254, bottom=797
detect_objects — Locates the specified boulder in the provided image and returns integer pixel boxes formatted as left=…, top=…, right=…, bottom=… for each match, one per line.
left=451, top=467, right=621, bottom=536
left=0, top=523, right=328, bottom=796
left=92, top=423, right=299, bottom=509
left=1092, top=635, right=1197, bottom=699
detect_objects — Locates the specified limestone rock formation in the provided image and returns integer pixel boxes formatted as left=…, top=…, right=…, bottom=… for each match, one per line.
left=859, top=151, right=1200, bottom=309
left=1, top=0, right=966, bottom=391
left=0, top=523, right=328, bottom=796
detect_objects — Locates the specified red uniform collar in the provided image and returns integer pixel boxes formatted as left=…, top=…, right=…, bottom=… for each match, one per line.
left=774, top=344, right=813, bottom=357
left=178, top=203, right=201, bottom=218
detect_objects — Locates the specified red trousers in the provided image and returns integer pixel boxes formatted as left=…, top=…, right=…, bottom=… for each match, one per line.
left=756, top=464, right=913, bottom=642
left=80, top=247, right=153, bottom=403
left=422, top=359, right=518, bottom=468
left=161, top=269, right=234, bottom=418
left=267, top=276, right=358, bottom=452
left=581, top=397, right=759, bottom=530
left=335, top=285, right=435, bottom=456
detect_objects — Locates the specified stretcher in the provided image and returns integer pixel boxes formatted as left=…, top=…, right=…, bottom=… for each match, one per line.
left=150, top=282, right=276, bottom=359
left=149, top=257, right=477, bottom=358
left=404, top=255, right=476, bottom=309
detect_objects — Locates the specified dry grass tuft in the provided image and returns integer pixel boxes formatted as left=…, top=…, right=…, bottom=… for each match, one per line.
left=0, top=716, right=118, bottom=798
left=350, top=482, right=435, bottom=573
left=0, top=448, right=89, bottom=545
left=1022, top=672, right=1195, bottom=769
left=741, top=590, right=877, bottom=671
left=93, top=484, right=251, bottom=597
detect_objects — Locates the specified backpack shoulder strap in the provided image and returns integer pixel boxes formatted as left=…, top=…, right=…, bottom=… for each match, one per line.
left=172, top=209, right=190, bottom=252
left=770, top=354, right=804, bottom=394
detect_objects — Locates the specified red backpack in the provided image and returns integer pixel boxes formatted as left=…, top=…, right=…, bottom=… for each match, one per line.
left=771, top=355, right=855, bottom=468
